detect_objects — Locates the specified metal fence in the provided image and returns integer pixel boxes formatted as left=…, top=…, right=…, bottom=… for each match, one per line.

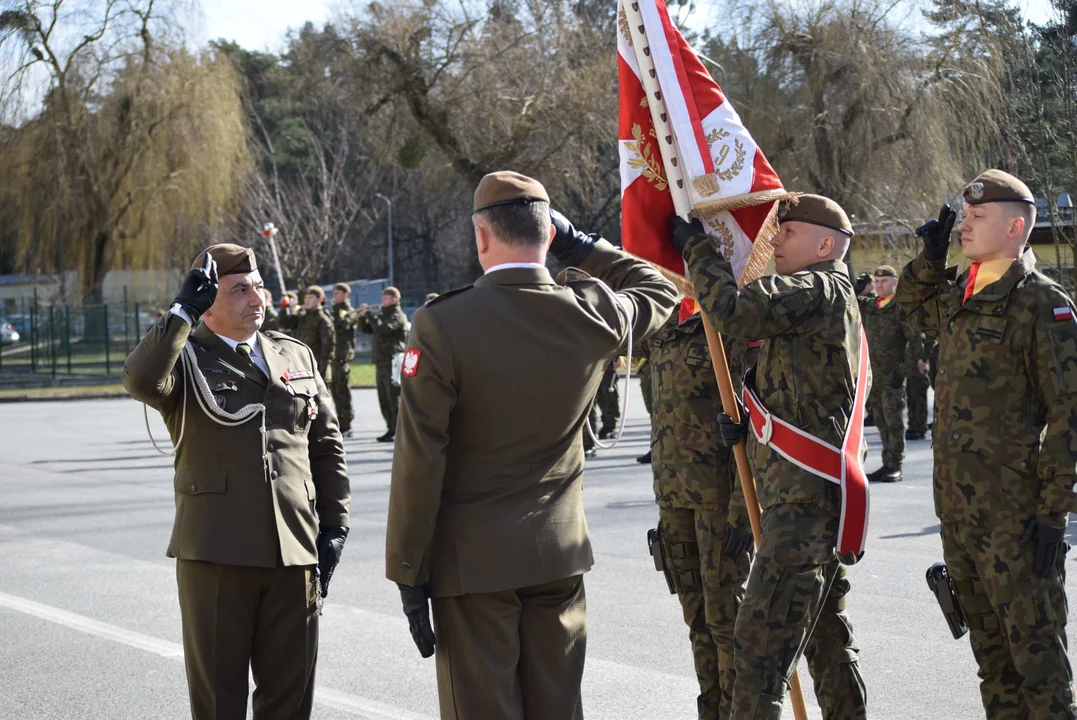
left=0, top=288, right=156, bottom=376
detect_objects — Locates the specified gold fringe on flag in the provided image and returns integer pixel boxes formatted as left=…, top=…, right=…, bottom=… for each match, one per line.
left=692, top=173, right=719, bottom=198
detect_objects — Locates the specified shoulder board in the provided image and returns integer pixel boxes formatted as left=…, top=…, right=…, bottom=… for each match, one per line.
left=557, top=267, right=594, bottom=285
left=264, top=330, right=308, bottom=347
left=425, top=285, right=474, bottom=307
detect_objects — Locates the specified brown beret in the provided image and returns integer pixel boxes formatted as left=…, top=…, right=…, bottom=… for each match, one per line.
left=473, top=171, right=550, bottom=213
left=382, top=286, right=401, bottom=299
left=305, top=285, right=325, bottom=301
left=873, top=265, right=897, bottom=278
left=777, top=194, right=853, bottom=237
left=192, top=243, right=256, bottom=276
left=963, top=169, right=1034, bottom=206
left=334, top=282, right=351, bottom=294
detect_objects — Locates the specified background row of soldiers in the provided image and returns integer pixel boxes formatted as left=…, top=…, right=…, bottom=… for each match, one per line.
left=257, top=283, right=411, bottom=439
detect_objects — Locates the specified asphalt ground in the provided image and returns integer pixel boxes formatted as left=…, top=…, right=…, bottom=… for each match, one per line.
left=1, top=381, right=1075, bottom=719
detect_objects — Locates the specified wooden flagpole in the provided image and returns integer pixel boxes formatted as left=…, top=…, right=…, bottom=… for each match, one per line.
left=621, top=3, right=809, bottom=718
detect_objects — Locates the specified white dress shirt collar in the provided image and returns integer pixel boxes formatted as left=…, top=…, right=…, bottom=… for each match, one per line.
left=484, top=262, right=547, bottom=275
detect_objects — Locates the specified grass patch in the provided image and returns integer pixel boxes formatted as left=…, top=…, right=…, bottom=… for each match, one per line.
left=349, top=362, right=377, bottom=388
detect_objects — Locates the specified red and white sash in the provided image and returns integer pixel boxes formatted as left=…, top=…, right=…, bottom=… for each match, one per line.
left=742, top=328, right=871, bottom=561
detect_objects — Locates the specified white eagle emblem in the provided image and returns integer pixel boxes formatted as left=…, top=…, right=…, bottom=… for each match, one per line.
left=402, top=349, right=422, bottom=377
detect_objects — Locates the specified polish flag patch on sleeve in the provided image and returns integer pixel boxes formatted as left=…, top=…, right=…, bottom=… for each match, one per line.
left=402, top=349, right=422, bottom=377
left=1054, top=306, right=1073, bottom=321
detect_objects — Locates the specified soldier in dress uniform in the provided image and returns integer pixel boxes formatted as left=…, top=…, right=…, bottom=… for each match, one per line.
left=385, top=171, right=678, bottom=720
left=858, top=264, right=924, bottom=482
left=898, top=169, right=1077, bottom=719
left=331, top=283, right=358, bottom=437
left=358, top=287, right=409, bottom=442
left=648, top=311, right=755, bottom=719
left=677, top=195, right=869, bottom=720
left=123, top=244, right=350, bottom=720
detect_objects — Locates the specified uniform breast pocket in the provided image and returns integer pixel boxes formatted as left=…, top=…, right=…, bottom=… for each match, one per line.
left=286, top=380, right=319, bottom=433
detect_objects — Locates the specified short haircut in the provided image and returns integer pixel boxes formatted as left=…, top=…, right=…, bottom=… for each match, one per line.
left=1003, top=202, right=1036, bottom=241
left=474, top=201, right=551, bottom=248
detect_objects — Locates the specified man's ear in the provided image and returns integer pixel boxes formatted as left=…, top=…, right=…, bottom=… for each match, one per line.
left=819, top=234, right=835, bottom=258
left=475, top=221, right=491, bottom=254
left=1009, top=216, right=1026, bottom=242
left=548, top=222, right=556, bottom=249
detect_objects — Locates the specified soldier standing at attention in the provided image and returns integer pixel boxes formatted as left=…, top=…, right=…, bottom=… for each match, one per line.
left=898, top=169, right=1077, bottom=719
left=905, top=336, right=932, bottom=441
left=358, top=287, right=409, bottom=443
left=634, top=325, right=663, bottom=465
left=595, top=359, right=622, bottom=439
left=385, top=171, right=677, bottom=720
left=123, top=244, right=350, bottom=720
left=858, top=264, right=924, bottom=482
left=331, top=283, right=358, bottom=437
left=677, top=195, right=869, bottom=720
left=280, top=286, right=335, bottom=380
left=648, top=311, right=754, bottom=720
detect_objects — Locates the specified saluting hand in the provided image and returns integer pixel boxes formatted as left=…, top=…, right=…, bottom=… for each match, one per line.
left=173, top=253, right=218, bottom=324
left=915, top=204, right=957, bottom=262
left=398, top=583, right=436, bottom=658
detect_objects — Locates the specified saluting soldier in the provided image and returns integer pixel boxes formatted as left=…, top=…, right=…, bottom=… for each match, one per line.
left=648, top=310, right=754, bottom=720
left=677, top=195, right=869, bottom=720
left=898, top=169, right=1077, bottom=719
left=331, top=283, right=359, bottom=437
left=123, top=244, right=350, bottom=720
left=385, top=171, right=678, bottom=720
left=358, top=286, right=409, bottom=442
left=858, top=264, right=924, bottom=482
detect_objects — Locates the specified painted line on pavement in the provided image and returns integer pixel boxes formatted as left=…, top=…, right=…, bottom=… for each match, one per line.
left=0, top=591, right=435, bottom=720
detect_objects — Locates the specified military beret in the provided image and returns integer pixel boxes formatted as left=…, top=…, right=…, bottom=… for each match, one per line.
left=191, top=243, right=256, bottom=276
left=334, top=282, right=351, bottom=294
left=473, top=171, right=550, bottom=213
left=777, top=194, right=853, bottom=237
left=963, top=169, right=1034, bottom=206
left=873, top=265, right=897, bottom=278
left=285, top=291, right=298, bottom=300
left=382, top=286, right=401, bottom=299
left=305, top=285, right=325, bottom=300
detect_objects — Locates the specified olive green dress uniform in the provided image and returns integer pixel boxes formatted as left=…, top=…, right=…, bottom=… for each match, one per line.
left=898, top=170, right=1077, bottom=720
left=331, top=290, right=358, bottom=433
left=358, top=299, right=409, bottom=434
left=858, top=274, right=924, bottom=471
left=123, top=250, right=350, bottom=720
left=386, top=171, right=678, bottom=720
left=649, top=313, right=754, bottom=720
left=683, top=195, right=868, bottom=720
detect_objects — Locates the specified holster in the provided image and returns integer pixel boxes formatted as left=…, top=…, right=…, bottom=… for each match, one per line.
left=925, top=562, right=969, bottom=640
left=647, top=528, right=675, bottom=595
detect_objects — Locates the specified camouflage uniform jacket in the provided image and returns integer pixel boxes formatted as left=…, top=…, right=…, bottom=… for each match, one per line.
left=284, top=307, right=335, bottom=378
left=358, top=305, right=409, bottom=363
left=684, top=235, right=869, bottom=512
left=332, top=301, right=358, bottom=363
left=649, top=313, right=748, bottom=525
left=897, top=249, right=1077, bottom=529
left=858, top=295, right=924, bottom=378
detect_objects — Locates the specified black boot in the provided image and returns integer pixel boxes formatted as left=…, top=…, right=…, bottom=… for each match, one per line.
left=905, top=429, right=926, bottom=441
left=376, top=430, right=396, bottom=443
left=873, top=466, right=903, bottom=483
left=636, top=450, right=652, bottom=464
left=598, top=426, right=616, bottom=440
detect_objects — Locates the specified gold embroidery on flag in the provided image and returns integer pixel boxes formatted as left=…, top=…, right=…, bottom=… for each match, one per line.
left=703, top=129, right=746, bottom=186
left=627, top=123, right=668, bottom=191
left=618, top=8, right=633, bottom=47
left=712, top=220, right=736, bottom=259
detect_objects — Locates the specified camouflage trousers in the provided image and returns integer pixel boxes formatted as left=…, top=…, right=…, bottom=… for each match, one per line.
left=639, top=363, right=654, bottom=420
left=331, top=360, right=353, bottom=432
left=658, top=506, right=752, bottom=720
left=868, top=381, right=905, bottom=469
left=905, top=372, right=929, bottom=435
left=731, top=503, right=866, bottom=720
left=942, top=521, right=1077, bottom=719
left=375, top=360, right=400, bottom=432
left=596, top=365, right=620, bottom=430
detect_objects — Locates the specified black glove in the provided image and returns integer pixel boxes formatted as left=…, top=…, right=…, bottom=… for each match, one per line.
left=173, top=252, right=218, bottom=324
left=853, top=273, right=873, bottom=296
left=316, top=525, right=348, bottom=598
left=671, top=215, right=706, bottom=256
left=721, top=523, right=754, bottom=557
left=890, top=369, right=904, bottom=389
left=399, top=583, right=437, bottom=658
left=1020, top=515, right=1069, bottom=578
left=717, top=411, right=749, bottom=449
left=915, top=204, right=957, bottom=263
left=549, top=209, right=597, bottom=267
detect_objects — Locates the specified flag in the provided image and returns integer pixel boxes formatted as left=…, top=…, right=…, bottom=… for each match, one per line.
left=617, top=0, right=787, bottom=291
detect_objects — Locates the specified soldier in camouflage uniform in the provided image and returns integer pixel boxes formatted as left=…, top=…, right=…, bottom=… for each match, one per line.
left=905, top=336, right=933, bottom=440
left=678, top=195, right=868, bottom=720
left=595, top=360, right=621, bottom=439
left=649, top=312, right=755, bottom=719
left=331, top=283, right=359, bottom=436
left=634, top=323, right=661, bottom=464
left=898, top=169, right=1077, bottom=720
left=858, top=264, right=924, bottom=482
left=358, top=286, right=409, bottom=442
left=278, top=285, right=335, bottom=380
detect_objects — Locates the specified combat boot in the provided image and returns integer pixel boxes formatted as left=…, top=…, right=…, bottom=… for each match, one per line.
left=598, top=426, right=616, bottom=440
left=636, top=450, right=652, bottom=464
left=875, top=467, right=903, bottom=483
left=905, top=429, right=926, bottom=441
left=377, top=430, right=395, bottom=443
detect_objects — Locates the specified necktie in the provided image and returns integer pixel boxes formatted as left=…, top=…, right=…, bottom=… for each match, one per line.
left=236, top=342, right=262, bottom=375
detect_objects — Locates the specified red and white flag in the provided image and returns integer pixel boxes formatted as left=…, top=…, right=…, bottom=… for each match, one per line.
left=617, top=0, right=785, bottom=291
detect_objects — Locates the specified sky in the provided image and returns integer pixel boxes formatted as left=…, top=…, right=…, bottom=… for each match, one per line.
left=198, top=0, right=337, bottom=52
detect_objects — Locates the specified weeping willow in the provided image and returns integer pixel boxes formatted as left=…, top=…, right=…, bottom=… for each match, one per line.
left=0, top=47, right=250, bottom=301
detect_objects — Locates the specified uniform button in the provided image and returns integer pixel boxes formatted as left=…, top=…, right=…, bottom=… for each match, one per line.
left=401, top=561, right=412, bottom=570
left=267, top=443, right=274, bottom=451
left=190, top=484, right=197, bottom=492
left=271, top=471, right=279, bottom=479
left=939, top=369, right=946, bottom=376
left=266, top=418, right=273, bottom=427
left=951, top=432, right=960, bottom=441
left=1021, top=461, right=1028, bottom=469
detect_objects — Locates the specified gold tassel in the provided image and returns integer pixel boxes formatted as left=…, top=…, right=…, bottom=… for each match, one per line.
left=692, top=173, right=719, bottom=198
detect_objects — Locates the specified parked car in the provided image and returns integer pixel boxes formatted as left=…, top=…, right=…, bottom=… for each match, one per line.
left=1, top=322, right=20, bottom=344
